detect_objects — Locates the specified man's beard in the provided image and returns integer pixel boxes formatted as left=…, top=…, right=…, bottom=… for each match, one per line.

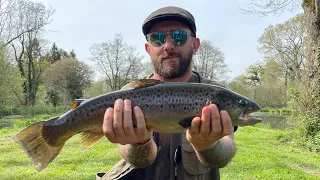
left=152, top=50, right=193, bottom=79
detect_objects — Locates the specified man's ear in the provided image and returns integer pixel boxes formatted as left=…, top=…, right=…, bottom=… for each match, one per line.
left=145, top=43, right=151, bottom=55
left=192, top=38, right=200, bottom=55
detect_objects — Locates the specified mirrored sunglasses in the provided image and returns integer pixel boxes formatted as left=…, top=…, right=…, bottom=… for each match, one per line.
left=146, top=30, right=193, bottom=47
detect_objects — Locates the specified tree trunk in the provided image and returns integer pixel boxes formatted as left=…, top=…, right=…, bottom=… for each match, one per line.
left=302, top=1, right=320, bottom=116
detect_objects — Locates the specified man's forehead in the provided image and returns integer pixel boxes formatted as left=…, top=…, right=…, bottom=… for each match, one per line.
left=149, top=21, right=189, bottom=32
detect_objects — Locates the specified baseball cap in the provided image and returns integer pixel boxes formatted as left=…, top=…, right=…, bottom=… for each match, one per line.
left=142, top=6, right=197, bottom=37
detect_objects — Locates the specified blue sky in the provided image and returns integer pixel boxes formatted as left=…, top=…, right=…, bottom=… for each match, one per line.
left=38, top=0, right=302, bottom=81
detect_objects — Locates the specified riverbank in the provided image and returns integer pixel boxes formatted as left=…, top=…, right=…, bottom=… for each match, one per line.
left=0, top=115, right=319, bottom=179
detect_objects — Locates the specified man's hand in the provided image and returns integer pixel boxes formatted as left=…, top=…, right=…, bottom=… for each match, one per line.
left=186, top=104, right=234, bottom=152
left=102, top=99, right=152, bottom=145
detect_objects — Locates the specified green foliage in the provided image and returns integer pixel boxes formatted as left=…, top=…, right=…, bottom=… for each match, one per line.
left=48, top=43, right=61, bottom=64
left=298, top=114, right=320, bottom=152
left=0, top=43, right=24, bottom=108
left=260, top=107, right=293, bottom=115
left=227, top=74, right=253, bottom=99
left=69, top=49, right=77, bottom=59
left=47, top=43, right=78, bottom=64
left=83, top=79, right=111, bottom=98
left=43, top=59, right=93, bottom=105
left=0, top=105, right=69, bottom=117
left=245, top=62, right=264, bottom=86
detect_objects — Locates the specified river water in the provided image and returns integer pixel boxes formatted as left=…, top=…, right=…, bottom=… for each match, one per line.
left=253, top=112, right=297, bottom=130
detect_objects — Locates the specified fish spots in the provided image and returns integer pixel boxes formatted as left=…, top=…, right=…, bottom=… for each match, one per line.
left=183, top=106, right=192, bottom=112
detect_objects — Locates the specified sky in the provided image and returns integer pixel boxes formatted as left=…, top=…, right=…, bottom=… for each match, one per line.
left=37, top=0, right=302, bottom=81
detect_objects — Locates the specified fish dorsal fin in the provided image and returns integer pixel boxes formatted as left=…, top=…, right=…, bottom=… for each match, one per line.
left=134, top=79, right=162, bottom=89
left=70, top=99, right=86, bottom=109
left=70, top=102, right=81, bottom=109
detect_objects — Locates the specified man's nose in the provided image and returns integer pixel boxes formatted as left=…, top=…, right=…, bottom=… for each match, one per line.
left=163, top=36, right=175, bottom=51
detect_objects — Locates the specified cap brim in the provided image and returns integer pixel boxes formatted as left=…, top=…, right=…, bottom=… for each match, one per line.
left=143, top=14, right=195, bottom=36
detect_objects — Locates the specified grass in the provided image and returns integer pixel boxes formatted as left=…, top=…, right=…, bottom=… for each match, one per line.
left=0, top=115, right=320, bottom=179
left=220, top=125, right=320, bottom=180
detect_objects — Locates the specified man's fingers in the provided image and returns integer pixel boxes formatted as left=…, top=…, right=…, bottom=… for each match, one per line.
left=123, top=99, right=135, bottom=137
left=209, top=104, right=222, bottom=135
left=113, top=99, right=125, bottom=140
left=220, top=110, right=233, bottom=135
left=103, top=108, right=116, bottom=143
left=189, top=117, right=201, bottom=135
left=134, top=106, right=147, bottom=135
left=200, top=106, right=211, bottom=135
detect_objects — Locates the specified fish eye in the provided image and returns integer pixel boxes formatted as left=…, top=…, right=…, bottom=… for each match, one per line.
left=238, top=99, right=248, bottom=108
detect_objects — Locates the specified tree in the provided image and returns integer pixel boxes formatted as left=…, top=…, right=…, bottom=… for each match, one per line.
left=228, top=60, right=287, bottom=107
left=83, top=79, right=111, bottom=98
left=9, top=0, right=54, bottom=105
left=44, top=59, right=93, bottom=105
left=193, top=40, right=229, bottom=82
left=240, top=0, right=301, bottom=16
left=243, top=0, right=320, bottom=111
left=89, top=33, right=144, bottom=91
left=258, top=60, right=288, bottom=107
left=0, top=43, right=24, bottom=110
left=69, top=49, right=77, bottom=59
left=242, top=0, right=320, bottom=151
left=0, top=0, right=55, bottom=48
left=245, top=62, right=264, bottom=100
left=47, top=43, right=77, bottom=63
left=258, top=13, right=307, bottom=83
left=227, top=74, right=253, bottom=99
left=48, top=42, right=61, bottom=64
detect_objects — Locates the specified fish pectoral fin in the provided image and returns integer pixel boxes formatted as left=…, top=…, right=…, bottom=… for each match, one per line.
left=13, top=121, right=64, bottom=172
left=179, top=117, right=195, bottom=128
left=80, top=132, right=104, bottom=151
left=134, top=79, right=162, bottom=89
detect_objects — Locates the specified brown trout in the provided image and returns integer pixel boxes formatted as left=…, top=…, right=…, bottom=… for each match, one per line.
left=13, top=79, right=262, bottom=172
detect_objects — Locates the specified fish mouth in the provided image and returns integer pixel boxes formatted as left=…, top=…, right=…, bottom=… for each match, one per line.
left=236, top=110, right=262, bottom=126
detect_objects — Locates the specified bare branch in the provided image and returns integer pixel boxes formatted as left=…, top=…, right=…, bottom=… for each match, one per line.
left=238, top=0, right=301, bottom=16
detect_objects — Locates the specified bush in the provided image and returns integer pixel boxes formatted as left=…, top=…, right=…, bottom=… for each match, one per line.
left=0, top=105, right=69, bottom=117
left=298, top=114, right=320, bottom=152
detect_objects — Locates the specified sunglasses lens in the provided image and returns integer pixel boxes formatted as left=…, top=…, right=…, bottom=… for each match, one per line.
left=149, top=32, right=166, bottom=47
left=148, top=30, right=189, bottom=47
left=172, top=30, right=188, bottom=46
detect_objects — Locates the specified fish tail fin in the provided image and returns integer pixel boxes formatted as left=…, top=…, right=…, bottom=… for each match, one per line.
left=80, top=132, right=104, bottom=151
left=13, top=121, right=64, bottom=172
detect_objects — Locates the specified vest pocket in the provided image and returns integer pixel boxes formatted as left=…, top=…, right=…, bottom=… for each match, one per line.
left=181, top=133, right=211, bottom=175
